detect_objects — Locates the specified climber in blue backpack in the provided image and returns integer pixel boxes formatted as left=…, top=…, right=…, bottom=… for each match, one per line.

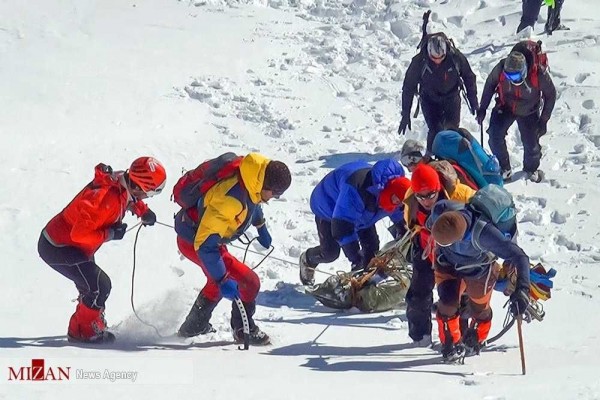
left=431, top=128, right=503, bottom=188
left=425, top=185, right=531, bottom=362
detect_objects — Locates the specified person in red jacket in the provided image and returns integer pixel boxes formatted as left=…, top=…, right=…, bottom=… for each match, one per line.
left=38, top=157, right=166, bottom=344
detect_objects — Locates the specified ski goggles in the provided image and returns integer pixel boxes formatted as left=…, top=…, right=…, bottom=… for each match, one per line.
left=144, top=181, right=166, bottom=198
left=129, top=179, right=165, bottom=198
left=503, top=70, right=525, bottom=85
left=415, top=191, right=438, bottom=201
left=400, top=153, right=423, bottom=167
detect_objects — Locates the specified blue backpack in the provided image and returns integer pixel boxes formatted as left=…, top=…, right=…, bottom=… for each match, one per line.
left=468, top=184, right=517, bottom=251
left=432, top=129, right=503, bottom=188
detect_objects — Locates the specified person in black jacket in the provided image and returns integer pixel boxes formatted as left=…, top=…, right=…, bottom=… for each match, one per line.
left=427, top=201, right=531, bottom=362
left=477, top=44, right=556, bottom=182
left=517, top=0, right=568, bottom=34
left=399, top=34, right=479, bottom=152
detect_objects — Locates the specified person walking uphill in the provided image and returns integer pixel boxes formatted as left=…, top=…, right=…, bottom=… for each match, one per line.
left=174, top=153, right=291, bottom=345
left=399, top=33, right=479, bottom=152
left=298, top=159, right=411, bottom=287
left=477, top=42, right=556, bottom=183
left=517, top=0, right=568, bottom=35
left=38, top=157, right=166, bottom=344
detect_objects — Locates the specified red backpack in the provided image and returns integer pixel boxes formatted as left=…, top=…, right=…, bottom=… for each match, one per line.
left=499, top=40, right=549, bottom=89
left=172, top=152, right=243, bottom=209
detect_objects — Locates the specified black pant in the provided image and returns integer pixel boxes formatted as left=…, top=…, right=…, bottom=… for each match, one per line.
left=405, top=236, right=434, bottom=341
left=518, top=0, right=564, bottom=32
left=488, top=108, right=541, bottom=173
left=38, top=233, right=111, bottom=309
left=305, top=217, right=379, bottom=268
left=421, top=94, right=461, bottom=152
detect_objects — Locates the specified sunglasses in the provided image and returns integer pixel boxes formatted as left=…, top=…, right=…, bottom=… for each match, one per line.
left=415, top=191, right=438, bottom=201
left=503, top=70, right=524, bottom=85
left=401, top=153, right=423, bottom=167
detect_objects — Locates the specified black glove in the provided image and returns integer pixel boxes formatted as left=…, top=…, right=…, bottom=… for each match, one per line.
left=387, top=222, right=408, bottom=240
left=108, top=223, right=128, bottom=241
left=476, top=109, right=486, bottom=124
left=398, top=115, right=411, bottom=135
left=141, top=209, right=157, bottom=226
left=537, top=118, right=548, bottom=137
left=509, top=287, right=530, bottom=317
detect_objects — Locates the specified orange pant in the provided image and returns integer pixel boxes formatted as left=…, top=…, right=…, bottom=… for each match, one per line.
left=435, top=263, right=500, bottom=321
left=177, top=237, right=260, bottom=303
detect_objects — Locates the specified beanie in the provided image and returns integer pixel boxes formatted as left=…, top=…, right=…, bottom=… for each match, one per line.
left=431, top=211, right=468, bottom=246
left=411, top=164, right=441, bottom=193
left=263, top=160, right=292, bottom=194
left=504, top=51, right=527, bottom=74
left=401, top=140, right=425, bottom=158
left=379, top=176, right=411, bottom=213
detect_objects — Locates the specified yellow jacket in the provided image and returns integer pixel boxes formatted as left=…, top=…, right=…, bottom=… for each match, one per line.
left=193, top=153, right=269, bottom=251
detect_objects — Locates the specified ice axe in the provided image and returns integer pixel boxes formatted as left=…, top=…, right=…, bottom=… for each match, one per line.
left=234, top=297, right=250, bottom=350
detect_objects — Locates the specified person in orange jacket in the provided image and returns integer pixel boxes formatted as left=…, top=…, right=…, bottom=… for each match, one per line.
left=38, top=157, right=166, bottom=344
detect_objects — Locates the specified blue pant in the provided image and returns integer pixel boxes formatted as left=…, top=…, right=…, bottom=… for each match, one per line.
left=487, top=108, right=541, bottom=173
left=38, top=233, right=111, bottom=309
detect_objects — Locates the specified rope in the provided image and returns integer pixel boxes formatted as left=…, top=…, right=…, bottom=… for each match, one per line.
left=155, top=220, right=335, bottom=277
left=130, top=224, right=170, bottom=338
left=126, top=221, right=142, bottom=233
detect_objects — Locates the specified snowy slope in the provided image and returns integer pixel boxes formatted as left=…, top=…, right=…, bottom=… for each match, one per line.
left=1, top=0, right=599, bottom=398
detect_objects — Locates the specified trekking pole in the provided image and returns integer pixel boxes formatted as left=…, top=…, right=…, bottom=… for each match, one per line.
left=234, top=297, right=250, bottom=350
left=516, top=315, right=526, bottom=375
left=479, top=121, right=484, bottom=146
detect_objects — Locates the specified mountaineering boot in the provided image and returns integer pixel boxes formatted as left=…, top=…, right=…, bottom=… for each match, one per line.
left=231, top=300, right=271, bottom=345
left=178, top=293, right=218, bottom=337
left=527, top=170, right=544, bottom=183
left=68, top=302, right=115, bottom=344
left=299, top=250, right=316, bottom=286
left=501, top=169, right=513, bottom=182
left=462, top=319, right=492, bottom=356
left=232, top=326, right=271, bottom=346
left=436, top=313, right=464, bottom=363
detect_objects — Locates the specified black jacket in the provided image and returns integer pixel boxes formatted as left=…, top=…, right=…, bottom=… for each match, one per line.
left=401, top=49, right=478, bottom=116
left=479, top=59, right=556, bottom=120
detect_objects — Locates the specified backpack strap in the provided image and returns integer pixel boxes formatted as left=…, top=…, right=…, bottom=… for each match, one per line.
left=469, top=217, right=498, bottom=264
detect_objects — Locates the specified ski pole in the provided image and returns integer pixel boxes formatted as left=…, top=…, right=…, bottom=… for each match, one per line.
left=516, top=315, right=526, bottom=375
left=234, top=297, right=250, bottom=350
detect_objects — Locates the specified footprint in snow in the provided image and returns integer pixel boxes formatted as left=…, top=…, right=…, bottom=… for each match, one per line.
left=554, top=234, right=581, bottom=251
left=582, top=99, right=595, bottom=110
left=551, top=210, right=570, bottom=224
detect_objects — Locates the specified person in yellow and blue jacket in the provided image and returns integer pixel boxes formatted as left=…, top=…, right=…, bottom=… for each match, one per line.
left=174, top=153, right=291, bottom=345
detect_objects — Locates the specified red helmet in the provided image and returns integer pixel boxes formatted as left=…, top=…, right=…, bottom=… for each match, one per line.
left=128, top=157, right=167, bottom=196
